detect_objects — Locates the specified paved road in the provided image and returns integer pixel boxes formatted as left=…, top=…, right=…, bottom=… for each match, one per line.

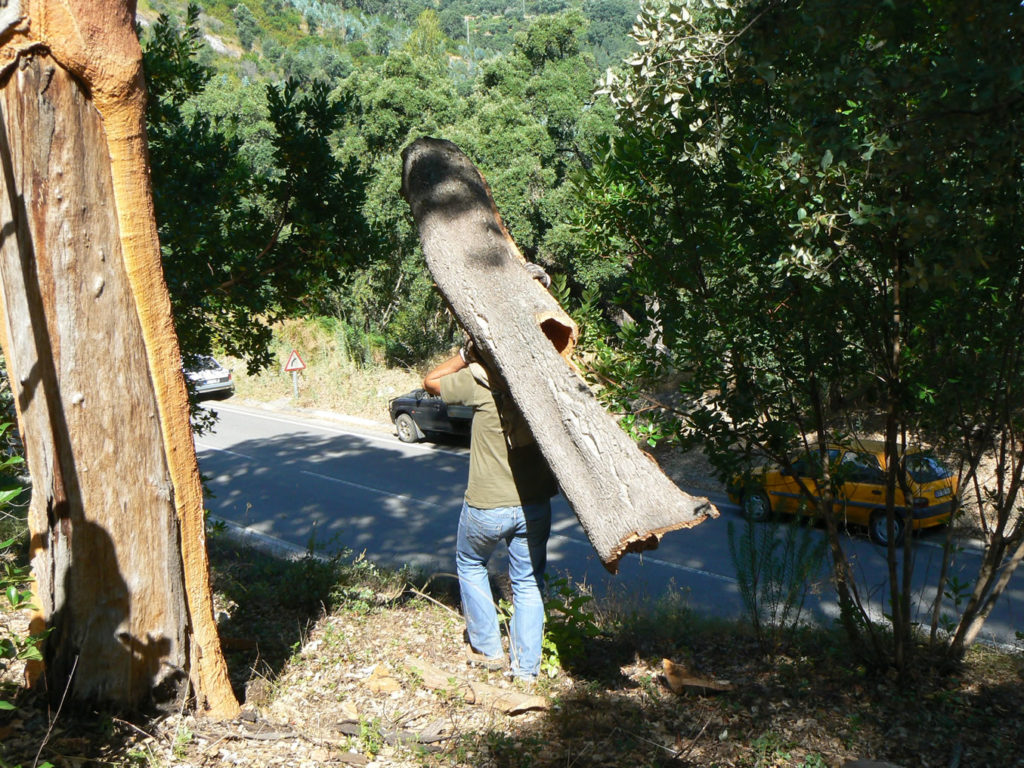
left=196, top=403, right=1023, bottom=647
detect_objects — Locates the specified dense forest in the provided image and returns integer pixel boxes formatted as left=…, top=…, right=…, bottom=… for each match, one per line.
left=140, top=0, right=634, bottom=373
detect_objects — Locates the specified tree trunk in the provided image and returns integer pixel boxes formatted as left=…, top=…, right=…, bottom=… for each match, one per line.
left=401, top=137, right=716, bottom=571
left=0, top=1, right=237, bottom=716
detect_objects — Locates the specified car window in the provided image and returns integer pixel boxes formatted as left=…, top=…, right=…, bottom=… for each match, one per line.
left=789, top=449, right=839, bottom=478
left=905, top=454, right=953, bottom=484
left=184, top=355, right=218, bottom=373
left=789, top=455, right=815, bottom=477
left=840, top=451, right=885, bottom=484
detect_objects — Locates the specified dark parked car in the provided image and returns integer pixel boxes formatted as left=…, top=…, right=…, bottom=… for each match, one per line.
left=388, top=388, right=472, bottom=443
left=183, top=355, right=235, bottom=399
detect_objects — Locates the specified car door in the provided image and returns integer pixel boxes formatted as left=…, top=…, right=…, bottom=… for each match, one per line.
left=413, top=391, right=450, bottom=433
left=836, top=450, right=887, bottom=527
left=769, top=449, right=836, bottom=515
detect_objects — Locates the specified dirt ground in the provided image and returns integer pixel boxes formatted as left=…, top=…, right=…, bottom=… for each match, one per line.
left=3, top=522, right=1024, bottom=768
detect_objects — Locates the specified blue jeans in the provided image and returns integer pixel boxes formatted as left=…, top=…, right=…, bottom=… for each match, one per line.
left=455, top=499, right=552, bottom=678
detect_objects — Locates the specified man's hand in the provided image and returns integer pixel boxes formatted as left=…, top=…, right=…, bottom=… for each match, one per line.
left=459, top=340, right=478, bottom=364
left=524, top=261, right=551, bottom=288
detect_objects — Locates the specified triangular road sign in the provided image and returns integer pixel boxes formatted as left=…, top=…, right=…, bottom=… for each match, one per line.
left=284, top=349, right=306, bottom=372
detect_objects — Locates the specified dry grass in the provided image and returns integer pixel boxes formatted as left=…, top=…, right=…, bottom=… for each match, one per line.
left=224, top=318, right=425, bottom=424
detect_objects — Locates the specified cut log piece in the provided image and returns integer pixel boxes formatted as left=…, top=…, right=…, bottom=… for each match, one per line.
left=400, top=137, right=717, bottom=572
left=662, top=658, right=734, bottom=694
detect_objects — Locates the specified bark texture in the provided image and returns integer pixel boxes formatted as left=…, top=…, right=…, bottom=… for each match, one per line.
left=401, top=137, right=717, bottom=571
left=0, top=1, right=237, bottom=716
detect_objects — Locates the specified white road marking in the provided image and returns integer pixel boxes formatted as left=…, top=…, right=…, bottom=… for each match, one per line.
left=195, top=442, right=450, bottom=511
left=195, top=444, right=251, bottom=460
left=299, top=469, right=446, bottom=510
left=547, top=531, right=738, bottom=584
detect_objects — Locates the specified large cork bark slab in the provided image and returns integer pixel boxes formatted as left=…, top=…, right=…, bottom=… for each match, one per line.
left=401, top=137, right=717, bottom=571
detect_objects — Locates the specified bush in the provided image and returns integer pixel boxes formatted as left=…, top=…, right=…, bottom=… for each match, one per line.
left=0, top=428, right=48, bottom=722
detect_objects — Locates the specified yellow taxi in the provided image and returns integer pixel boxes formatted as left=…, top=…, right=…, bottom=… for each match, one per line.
left=727, top=439, right=958, bottom=546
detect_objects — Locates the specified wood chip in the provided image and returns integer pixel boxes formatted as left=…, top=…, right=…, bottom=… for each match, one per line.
left=662, top=658, right=734, bottom=694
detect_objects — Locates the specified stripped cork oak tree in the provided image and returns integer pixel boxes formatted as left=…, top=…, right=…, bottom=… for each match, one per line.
left=0, top=0, right=238, bottom=715
left=401, top=137, right=717, bottom=572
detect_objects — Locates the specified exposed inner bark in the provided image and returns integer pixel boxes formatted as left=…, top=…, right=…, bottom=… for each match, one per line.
left=0, top=55, right=188, bottom=705
left=0, top=0, right=238, bottom=716
left=539, top=315, right=574, bottom=356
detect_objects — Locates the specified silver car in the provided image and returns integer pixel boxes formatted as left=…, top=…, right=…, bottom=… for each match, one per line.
left=183, top=355, right=235, bottom=399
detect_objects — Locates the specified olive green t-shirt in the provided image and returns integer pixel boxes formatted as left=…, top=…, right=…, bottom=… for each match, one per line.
left=440, top=367, right=556, bottom=509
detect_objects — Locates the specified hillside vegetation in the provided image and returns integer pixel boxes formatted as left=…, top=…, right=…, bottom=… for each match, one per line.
left=141, top=0, right=1024, bottom=678
left=141, top=0, right=627, bottom=377
left=5, top=1, right=1024, bottom=765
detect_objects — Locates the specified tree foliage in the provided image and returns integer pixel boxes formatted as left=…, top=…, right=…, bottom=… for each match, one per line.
left=578, top=0, right=1024, bottom=666
left=143, top=5, right=373, bottom=375
left=142, top=0, right=629, bottom=368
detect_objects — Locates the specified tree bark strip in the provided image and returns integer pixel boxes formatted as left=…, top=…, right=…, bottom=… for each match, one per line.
left=405, top=658, right=549, bottom=714
left=0, top=1, right=236, bottom=715
left=401, top=137, right=716, bottom=571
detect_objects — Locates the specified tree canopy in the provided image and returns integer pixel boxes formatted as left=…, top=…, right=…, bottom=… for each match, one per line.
left=576, top=0, right=1024, bottom=665
left=143, top=5, right=373, bottom=375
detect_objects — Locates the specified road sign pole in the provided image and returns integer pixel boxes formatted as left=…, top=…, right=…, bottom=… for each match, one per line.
left=283, top=349, right=306, bottom=400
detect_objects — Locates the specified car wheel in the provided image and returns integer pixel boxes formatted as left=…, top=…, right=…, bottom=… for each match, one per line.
left=869, top=510, right=907, bottom=546
left=395, top=413, right=421, bottom=443
left=742, top=491, right=772, bottom=522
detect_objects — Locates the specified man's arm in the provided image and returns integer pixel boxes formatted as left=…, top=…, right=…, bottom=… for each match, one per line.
left=423, top=353, right=467, bottom=395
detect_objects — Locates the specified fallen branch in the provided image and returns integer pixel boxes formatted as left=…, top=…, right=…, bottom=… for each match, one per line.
left=335, top=719, right=446, bottom=752
left=661, top=659, right=734, bottom=694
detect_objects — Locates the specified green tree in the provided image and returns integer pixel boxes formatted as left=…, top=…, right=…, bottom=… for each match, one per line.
left=404, top=9, right=448, bottom=60
left=277, top=41, right=354, bottom=83
left=233, top=2, right=261, bottom=51
left=512, top=10, right=585, bottom=69
left=333, top=51, right=467, bottom=363
left=581, top=0, right=637, bottom=66
left=143, top=5, right=372, bottom=376
left=479, top=12, right=615, bottom=248
left=577, top=0, right=1024, bottom=669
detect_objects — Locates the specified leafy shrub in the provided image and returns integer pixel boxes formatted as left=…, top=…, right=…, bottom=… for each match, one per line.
left=0, top=536, right=44, bottom=714
left=0, top=431, right=48, bottom=726
left=540, top=576, right=600, bottom=676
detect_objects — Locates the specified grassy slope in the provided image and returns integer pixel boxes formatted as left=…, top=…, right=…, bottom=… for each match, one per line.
left=223, top=317, right=426, bottom=424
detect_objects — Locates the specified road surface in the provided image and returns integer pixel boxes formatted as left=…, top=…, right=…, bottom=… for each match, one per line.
left=195, top=402, right=1023, bottom=648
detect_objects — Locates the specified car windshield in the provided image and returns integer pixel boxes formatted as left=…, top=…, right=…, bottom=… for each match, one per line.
left=905, top=454, right=953, bottom=484
left=184, top=355, right=218, bottom=373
